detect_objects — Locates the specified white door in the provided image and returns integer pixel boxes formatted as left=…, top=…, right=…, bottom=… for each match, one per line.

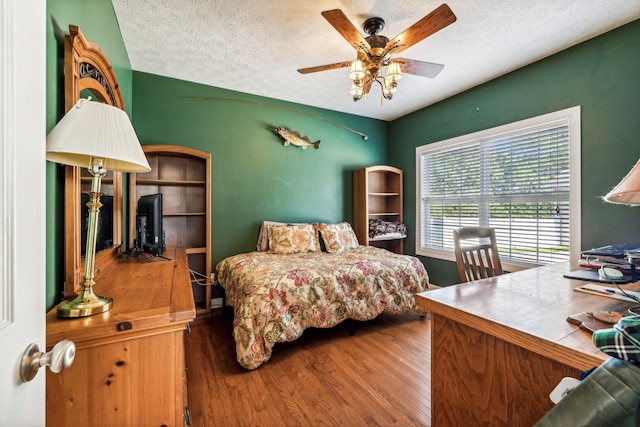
left=0, top=1, right=47, bottom=426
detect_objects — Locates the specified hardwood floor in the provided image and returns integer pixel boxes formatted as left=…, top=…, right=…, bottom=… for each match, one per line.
left=185, top=309, right=432, bottom=426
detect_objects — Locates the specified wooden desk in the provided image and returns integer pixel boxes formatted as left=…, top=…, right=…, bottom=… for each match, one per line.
left=416, top=262, right=639, bottom=427
left=46, top=247, right=196, bottom=427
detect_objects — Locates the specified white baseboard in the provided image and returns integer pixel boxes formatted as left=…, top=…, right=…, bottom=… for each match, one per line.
left=211, top=297, right=224, bottom=309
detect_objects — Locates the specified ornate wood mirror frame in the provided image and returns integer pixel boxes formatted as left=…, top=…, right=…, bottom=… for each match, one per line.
left=63, top=25, right=124, bottom=297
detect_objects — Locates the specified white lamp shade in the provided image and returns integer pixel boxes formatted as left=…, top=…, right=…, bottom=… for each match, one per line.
left=46, top=98, right=151, bottom=172
left=603, top=158, right=640, bottom=205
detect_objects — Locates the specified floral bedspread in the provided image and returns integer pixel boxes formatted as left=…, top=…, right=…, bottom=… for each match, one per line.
left=215, top=245, right=429, bottom=369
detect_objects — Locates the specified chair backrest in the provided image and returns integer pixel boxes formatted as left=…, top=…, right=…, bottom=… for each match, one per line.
left=453, top=226, right=504, bottom=283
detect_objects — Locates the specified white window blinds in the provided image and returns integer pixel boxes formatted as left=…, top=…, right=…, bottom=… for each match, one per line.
left=416, top=107, right=581, bottom=269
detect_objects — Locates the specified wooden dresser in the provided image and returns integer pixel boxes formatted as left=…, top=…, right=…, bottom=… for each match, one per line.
left=46, top=247, right=196, bottom=427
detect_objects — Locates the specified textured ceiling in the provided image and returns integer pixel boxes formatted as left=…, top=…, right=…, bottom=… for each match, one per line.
left=111, top=0, right=640, bottom=121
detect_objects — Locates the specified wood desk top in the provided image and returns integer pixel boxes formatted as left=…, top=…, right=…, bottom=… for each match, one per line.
left=46, top=247, right=196, bottom=350
left=416, top=262, right=640, bottom=371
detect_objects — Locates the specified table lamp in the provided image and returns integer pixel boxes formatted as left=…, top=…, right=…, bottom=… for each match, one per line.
left=603, top=158, right=640, bottom=283
left=47, top=98, right=151, bottom=317
left=603, top=158, right=640, bottom=204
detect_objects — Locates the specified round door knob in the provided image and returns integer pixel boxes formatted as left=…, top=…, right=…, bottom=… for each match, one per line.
left=20, top=340, right=76, bottom=382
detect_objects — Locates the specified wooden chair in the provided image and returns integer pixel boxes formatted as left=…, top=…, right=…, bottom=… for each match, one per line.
left=453, top=226, right=504, bottom=283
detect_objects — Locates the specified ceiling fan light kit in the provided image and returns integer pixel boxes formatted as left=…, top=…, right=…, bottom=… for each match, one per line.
left=298, top=4, right=457, bottom=103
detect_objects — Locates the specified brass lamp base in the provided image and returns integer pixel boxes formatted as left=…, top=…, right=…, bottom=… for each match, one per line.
left=56, top=287, right=113, bottom=318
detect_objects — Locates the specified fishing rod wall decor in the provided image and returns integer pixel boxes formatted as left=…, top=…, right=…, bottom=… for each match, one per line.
left=182, top=97, right=369, bottom=141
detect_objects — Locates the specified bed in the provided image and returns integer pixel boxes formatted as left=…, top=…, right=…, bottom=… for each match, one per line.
left=215, top=221, right=429, bottom=370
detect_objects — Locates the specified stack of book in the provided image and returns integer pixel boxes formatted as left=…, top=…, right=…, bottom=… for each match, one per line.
left=579, top=243, right=640, bottom=273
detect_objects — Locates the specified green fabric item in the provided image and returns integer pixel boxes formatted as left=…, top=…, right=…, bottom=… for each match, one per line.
left=593, top=316, right=640, bottom=364
left=535, top=358, right=640, bottom=427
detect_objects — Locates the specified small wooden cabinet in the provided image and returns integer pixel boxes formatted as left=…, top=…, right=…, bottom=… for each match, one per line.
left=46, top=248, right=196, bottom=427
left=353, top=165, right=404, bottom=254
left=129, top=145, right=212, bottom=317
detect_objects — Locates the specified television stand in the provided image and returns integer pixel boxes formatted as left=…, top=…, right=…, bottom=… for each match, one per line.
left=122, top=244, right=170, bottom=262
left=142, top=252, right=171, bottom=263
left=141, top=243, right=170, bottom=263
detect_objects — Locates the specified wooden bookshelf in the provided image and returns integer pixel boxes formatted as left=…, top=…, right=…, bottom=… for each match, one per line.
left=129, top=145, right=212, bottom=318
left=353, top=165, right=404, bottom=254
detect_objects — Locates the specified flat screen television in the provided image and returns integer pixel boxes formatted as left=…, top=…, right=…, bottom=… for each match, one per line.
left=81, top=193, right=113, bottom=257
left=136, top=193, right=164, bottom=256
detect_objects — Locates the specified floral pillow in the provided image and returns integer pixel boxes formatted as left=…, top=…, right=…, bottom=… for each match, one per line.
left=318, top=222, right=360, bottom=253
left=268, top=224, right=321, bottom=254
left=256, top=221, right=289, bottom=251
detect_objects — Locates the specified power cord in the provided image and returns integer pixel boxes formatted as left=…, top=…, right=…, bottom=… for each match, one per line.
left=598, top=264, right=640, bottom=315
left=189, top=269, right=217, bottom=286
left=189, top=269, right=225, bottom=310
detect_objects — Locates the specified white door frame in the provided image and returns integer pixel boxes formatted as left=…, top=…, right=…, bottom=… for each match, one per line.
left=0, top=0, right=47, bottom=425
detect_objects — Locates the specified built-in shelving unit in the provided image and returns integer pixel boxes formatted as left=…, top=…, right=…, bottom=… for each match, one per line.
left=129, top=145, right=212, bottom=318
left=353, top=165, right=404, bottom=254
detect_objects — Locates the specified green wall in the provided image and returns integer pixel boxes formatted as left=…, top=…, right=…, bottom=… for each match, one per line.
left=389, top=19, right=640, bottom=286
left=44, top=0, right=386, bottom=309
left=46, top=0, right=132, bottom=309
left=131, top=72, right=388, bottom=268
left=44, top=1, right=639, bottom=305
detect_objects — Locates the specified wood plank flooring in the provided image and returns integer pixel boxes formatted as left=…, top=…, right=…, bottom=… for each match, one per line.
left=185, top=309, right=432, bottom=426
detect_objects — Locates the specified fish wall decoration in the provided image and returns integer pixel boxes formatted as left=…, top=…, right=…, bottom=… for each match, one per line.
left=275, top=127, right=320, bottom=150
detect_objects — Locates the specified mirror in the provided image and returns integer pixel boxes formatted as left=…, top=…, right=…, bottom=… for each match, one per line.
left=62, top=25, right=125, bottom=297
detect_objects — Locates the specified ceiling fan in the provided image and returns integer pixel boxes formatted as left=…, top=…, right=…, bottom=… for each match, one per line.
left=298, top=4, right=457, bottom=102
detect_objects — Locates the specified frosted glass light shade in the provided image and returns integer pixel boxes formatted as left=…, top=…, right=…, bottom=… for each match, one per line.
left=348, top=60, right=365, bottom=81
left=46, top=98, right=151, bottom=173
left=385, top=61, right=402, bottom=83
left=350, top=81, right=364, bottom=99
left=603, top=158, right=640, bottom=205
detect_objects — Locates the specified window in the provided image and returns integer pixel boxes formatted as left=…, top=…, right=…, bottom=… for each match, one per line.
left=416, top=106, right=581, bottom=271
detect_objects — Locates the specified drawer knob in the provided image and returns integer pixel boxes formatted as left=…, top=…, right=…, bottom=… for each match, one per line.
left=117, top=321, right=132, bottom=331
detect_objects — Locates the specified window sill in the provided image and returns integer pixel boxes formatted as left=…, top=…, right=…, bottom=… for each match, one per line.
left=416, top=247, right=541, bottom=273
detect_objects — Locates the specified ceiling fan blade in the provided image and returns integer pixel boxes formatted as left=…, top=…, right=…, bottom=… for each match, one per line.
left=392, top=59, right=445, bottom=78
left=363, top=77, right=374, bottom=95
left=321, top=9, right=371, bottom=52
left=385, top=4, right=456, bottom=54
left=297, top=61, right=353, bottom=74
